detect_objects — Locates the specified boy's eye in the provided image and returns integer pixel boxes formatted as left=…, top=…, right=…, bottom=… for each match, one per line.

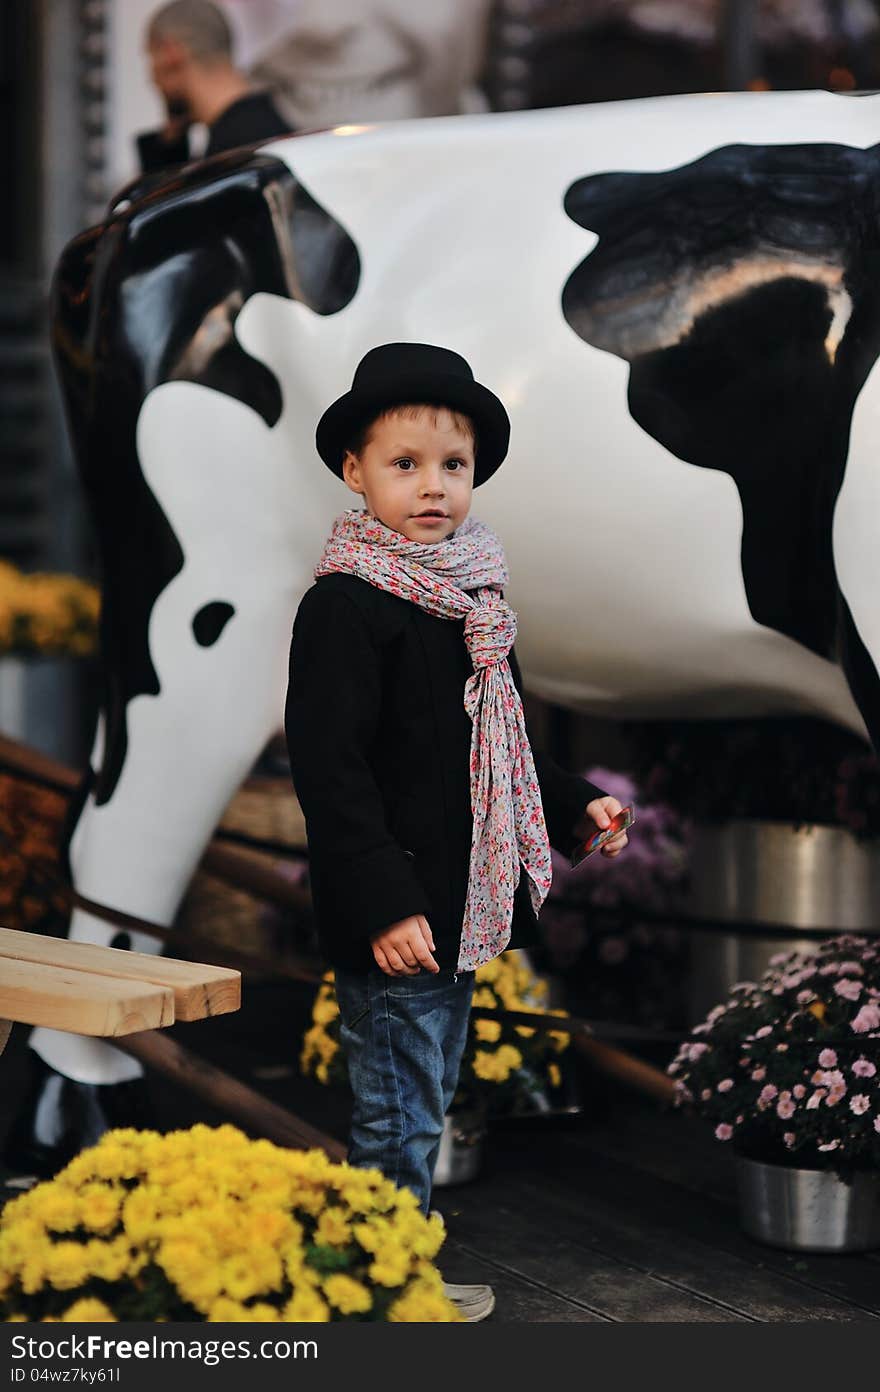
left=444, top=458, right=467, bottom=472
left=393, top=457, right=415, bottom=471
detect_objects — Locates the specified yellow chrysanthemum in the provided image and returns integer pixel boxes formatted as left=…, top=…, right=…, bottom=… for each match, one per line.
left=43, top=1242, right=92, bottom=1291
left=283, top=1287, right=331, bottom=1322
left=60, top=1298, right=116, bottom=1322
left=314, top=1206, right=351, bottom=1247
left=474, top=1018, right=501, bottom=1044
left=387, top=1281, right=461, bottom=1322
left=368, top=1247, right=411, bottom=1288
left=323, top=1274, right=372, bottom=1315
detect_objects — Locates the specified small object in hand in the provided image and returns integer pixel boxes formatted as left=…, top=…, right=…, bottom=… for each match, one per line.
left=570, top=805, right=635, bottom=868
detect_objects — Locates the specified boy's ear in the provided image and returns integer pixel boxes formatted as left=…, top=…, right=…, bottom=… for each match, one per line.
left=341, top=449, right=364, bottom=494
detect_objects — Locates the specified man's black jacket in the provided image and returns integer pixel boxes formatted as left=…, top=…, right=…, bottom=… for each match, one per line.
left=137, top=92, right=290, bottom=173
left=285, top=571, right=606, bottom=972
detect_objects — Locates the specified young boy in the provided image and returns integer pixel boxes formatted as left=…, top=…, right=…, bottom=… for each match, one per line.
left=285, top=342, right=628, bottom=1320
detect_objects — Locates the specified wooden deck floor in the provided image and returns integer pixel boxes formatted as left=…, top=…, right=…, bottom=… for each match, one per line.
left=2, top=978, right=878, bottom=1323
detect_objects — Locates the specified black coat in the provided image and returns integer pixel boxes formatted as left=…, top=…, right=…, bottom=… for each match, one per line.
left=285, top=572, right=606, bottom=971
left=137, top=93, right=290, bottom=174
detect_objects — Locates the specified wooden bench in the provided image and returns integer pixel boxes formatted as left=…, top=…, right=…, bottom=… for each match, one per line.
left=0, top=925, right=345, bottom=1159
left=0, top=925, right=241, bottom=1058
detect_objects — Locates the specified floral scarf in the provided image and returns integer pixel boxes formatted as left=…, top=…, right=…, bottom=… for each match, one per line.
left=315, top=509, right=552, bottom=971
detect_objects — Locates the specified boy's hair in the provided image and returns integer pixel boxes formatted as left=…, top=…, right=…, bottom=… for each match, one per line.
left=345, top=402, right=478, bottom=459
left=147, top=1, right=233, bottom=62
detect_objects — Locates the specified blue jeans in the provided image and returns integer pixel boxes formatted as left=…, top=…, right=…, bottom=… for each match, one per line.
left=333, top=966, right=475, bottom=1214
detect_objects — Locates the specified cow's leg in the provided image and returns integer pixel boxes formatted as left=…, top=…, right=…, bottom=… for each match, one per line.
left=31, top=635, right=289, bottom=1085
left=4, top=613, right=293, bottom=1176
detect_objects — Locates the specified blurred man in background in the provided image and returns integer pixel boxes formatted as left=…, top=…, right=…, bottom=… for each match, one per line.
left=137, top=0, right=290, bottom=173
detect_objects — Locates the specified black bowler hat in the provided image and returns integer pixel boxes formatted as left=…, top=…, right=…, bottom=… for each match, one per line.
left=315, top=342, right=511, bottom=487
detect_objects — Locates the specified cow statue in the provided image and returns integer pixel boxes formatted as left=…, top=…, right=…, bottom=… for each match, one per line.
left=10, top=89, right=880, bottom=1171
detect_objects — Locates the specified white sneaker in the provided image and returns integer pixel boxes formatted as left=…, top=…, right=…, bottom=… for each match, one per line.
left=430, top=1212, right=495, bottom=1321
left=442, top=1281, right=496, bottom=1322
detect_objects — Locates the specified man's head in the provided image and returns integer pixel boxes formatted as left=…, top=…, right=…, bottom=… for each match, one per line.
left=342, top=403, right=477, bottom=542
left=145, top=1, right=235, bottom=119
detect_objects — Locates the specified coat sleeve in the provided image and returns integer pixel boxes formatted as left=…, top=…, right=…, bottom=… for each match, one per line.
left=285, top=584, right=430, bottom=943
left=507, top=645, right=608, bottom=853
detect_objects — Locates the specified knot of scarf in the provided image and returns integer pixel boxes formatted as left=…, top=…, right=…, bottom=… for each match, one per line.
left=464, top=594, right=517, bottom=670
left=315, top=509, right=552, bottom=972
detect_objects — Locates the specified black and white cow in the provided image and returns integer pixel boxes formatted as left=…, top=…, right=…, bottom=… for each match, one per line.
left=29, top=91, right=880, bottom=1096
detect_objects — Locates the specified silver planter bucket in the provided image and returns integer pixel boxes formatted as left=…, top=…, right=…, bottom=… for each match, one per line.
left=735, top=1154, right=880, bottom=1253
left=432, top=1107, right=487, bottom=1187
left=684, top=820, right=880, bottom=1021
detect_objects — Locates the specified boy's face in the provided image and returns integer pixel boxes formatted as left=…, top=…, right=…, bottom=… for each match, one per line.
left=342, top=405, right=475, bottom=543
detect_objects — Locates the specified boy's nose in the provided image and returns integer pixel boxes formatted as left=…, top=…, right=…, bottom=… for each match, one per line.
left=420, top=471, right=446, bottom=495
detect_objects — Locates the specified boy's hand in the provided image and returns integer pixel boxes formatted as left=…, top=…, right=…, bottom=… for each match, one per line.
left=574, top=796, right=629, bottom=858
left=371, top=915, right=440, bottom=976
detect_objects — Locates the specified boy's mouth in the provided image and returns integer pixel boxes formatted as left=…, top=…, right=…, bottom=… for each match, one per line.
left=413, top=510, right=448, bottom=519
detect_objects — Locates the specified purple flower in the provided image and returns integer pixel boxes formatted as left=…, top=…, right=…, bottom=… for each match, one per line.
left=715, top=1124, right=734, bottom=1141
left=783, top=1132, right=796, bottom=1148
left=874, top=1116, right=880, bottom=1135
left=755, top=1025, right=773, bottom=1038
left=806, top=1090, right=826, bottom=1110
left=717, top=1078, right=734, bottom=1093
left=815, top=1068, right=845, bottom=1089
left=852, top=1057, right=877, bottom=1079
left=793, top=1084, right=806, bottom=1099
left=852, top=1003, right=880, bottom=1033
left=835, top=978, right=863, bottom=1001
left=836, top=961, right=864, bottom=976
left=776, top=1095, right=796, bottom=1120
left=750, top=1066, right=766, bottom=1081
left=826, top=1084, right=847, bottom=1106
left=818, top=1140, right=840, bottom=1152
left=849, top=1094, right=871, bottom=1116
left=818, top=1048, right=838, bottom=1068
left=757, top=1084, right=778, bottom=1110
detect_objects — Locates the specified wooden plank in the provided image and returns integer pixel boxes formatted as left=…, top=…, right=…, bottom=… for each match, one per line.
left=521, top=1112, right=880, bottom=1316
left=0, top=732, right=78, bottom=791
left=438, top=1237, right=611, bottom=1323
left=114, top=1029, right=347, bottom=1160
left=491, top=1164, right=876, bottom=1322
left=0, top=927, right=240, bottom=1022
left=434, top=1186, right=751, bottom=1322
left=0, top=1019, right=11, bottom=1057
left=0, top=958, right=174, bottom=1035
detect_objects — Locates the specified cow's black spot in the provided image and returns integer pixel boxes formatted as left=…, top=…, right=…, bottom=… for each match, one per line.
left=562, top=142, right=880, bottom=749
left=53, top=149, right=361, bottom=808
left=192, top=601, right=235, bottom=647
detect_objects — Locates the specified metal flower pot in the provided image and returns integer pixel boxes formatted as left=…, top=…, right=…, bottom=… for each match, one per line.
left=432, top=1107, right=487, bottom=1187
left=734, top=1153, right=880, bottom=1253
left=684, top=820, right=880, bottom=1021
